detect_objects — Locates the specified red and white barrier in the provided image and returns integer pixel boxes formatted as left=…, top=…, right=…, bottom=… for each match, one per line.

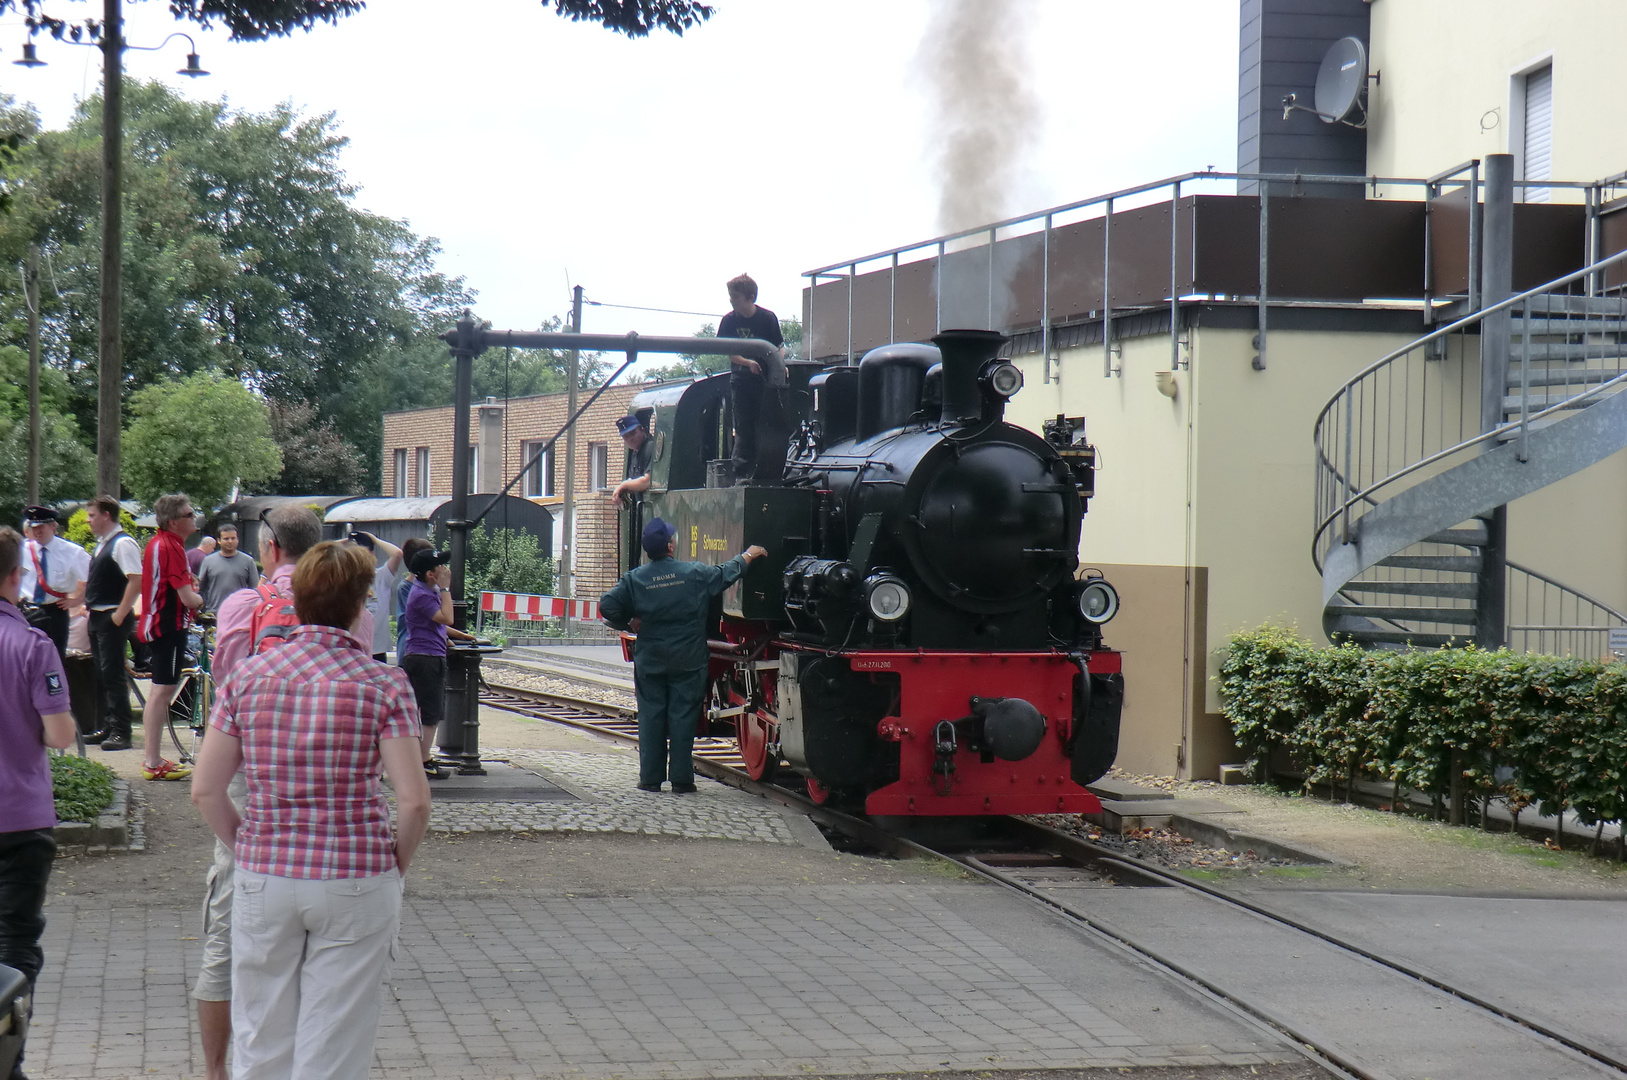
left=479, top=590, right=600, bottom=622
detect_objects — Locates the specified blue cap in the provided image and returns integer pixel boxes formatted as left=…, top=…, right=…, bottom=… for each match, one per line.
left=642, top=518, right=677, bottom=557
left=616, top=415, right=643, bottom=437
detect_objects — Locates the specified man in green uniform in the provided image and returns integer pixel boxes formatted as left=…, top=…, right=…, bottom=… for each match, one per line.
left=600, top=518, right=766, bottom=793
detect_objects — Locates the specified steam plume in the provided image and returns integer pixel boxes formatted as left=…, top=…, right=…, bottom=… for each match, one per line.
left=913, top=0, right=1043, bottom=234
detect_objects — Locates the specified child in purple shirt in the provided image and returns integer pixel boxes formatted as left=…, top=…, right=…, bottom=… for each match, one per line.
left=397, top=548, right=475, bottom=778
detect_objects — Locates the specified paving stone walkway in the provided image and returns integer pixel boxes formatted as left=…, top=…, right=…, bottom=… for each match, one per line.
left=426, top=749, right=800, bottom=846
left=30, top=885, right=1283, bottom=1078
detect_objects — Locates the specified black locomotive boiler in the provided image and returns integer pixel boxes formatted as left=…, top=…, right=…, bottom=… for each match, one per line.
left=620, top=329, right=1123, bottom=815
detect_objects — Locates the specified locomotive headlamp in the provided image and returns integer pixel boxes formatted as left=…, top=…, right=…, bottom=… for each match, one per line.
left=980, top=361, right=1024, bottom=399
left=864, top=574, right=911, bottom=622
left=1077, top=578, right=1119, bottom=624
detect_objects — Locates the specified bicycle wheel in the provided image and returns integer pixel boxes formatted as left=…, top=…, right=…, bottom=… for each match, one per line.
left=168, top=670, right=204, bottom=764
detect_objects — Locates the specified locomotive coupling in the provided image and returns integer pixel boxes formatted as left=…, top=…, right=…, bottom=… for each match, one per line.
left=966, top=696, right=1047, bottom=761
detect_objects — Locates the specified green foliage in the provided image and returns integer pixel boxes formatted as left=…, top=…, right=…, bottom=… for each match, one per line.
left=123, top=372, right=282, bottom=507
left=51, top=754, right=115, bottom=824
left=467, top=526, right=555, bottom=598
left=267, top=399, right=366, bottom=496
left=0, top=411, right=94, bottom=527
left=63, top=506, right=147, bottom=553
left=1219, top=625, right=1627, bottom=832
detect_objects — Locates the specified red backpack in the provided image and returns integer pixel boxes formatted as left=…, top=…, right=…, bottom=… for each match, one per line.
left=247, top=581, right=299, bottom=654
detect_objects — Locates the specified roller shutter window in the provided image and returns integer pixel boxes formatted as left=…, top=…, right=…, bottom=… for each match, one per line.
left=416, top=447, right=430, bottom=497
left=393, top=448, right=407, bottom=497
left=1523, top=64, right=1553, bottom=204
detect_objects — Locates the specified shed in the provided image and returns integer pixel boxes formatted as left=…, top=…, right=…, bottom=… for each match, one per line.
left=320, top=495, right=553, bottom=555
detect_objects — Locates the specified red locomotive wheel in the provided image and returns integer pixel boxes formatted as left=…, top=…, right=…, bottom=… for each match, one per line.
left=737, top=711, right=778, bottom=781
left=805, top=777, right=832, bottom=804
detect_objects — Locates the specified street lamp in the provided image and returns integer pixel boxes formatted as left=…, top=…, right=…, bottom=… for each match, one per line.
left=15, top=6, right=210, bottom=499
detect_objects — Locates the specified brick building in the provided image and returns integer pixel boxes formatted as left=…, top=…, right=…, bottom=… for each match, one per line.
left=381, top=381, right=658, bottom=598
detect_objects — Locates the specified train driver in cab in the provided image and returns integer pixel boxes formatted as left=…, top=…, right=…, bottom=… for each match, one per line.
left=612, top=414, right=654, bottom=502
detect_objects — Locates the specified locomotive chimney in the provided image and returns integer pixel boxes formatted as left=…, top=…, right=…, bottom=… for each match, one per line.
left=933, top=329, right=1008, bottom=426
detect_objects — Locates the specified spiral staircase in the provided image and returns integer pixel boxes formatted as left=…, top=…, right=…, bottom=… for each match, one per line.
left=1315, top=248, right=1627, bottom=657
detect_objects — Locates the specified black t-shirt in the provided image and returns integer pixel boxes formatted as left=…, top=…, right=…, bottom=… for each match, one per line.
left=627, top=432, right=655, bottom=480
left=719, top=304, right=780, bottom=383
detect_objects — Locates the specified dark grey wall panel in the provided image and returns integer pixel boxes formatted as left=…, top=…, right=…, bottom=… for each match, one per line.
left=1237, top=0, right=1370, bottom=197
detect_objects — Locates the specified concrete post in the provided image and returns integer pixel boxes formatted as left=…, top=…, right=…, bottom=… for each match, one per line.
left=477, top=397, right=503, bottom=494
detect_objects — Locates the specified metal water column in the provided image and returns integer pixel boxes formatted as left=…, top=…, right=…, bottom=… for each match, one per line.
left=442, top=311, right=489, bottom=774
left=1475, top=154, right=1514, bottom=650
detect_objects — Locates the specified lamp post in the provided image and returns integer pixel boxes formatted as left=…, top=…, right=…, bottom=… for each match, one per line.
left=16, top=6, right=208, bottom=498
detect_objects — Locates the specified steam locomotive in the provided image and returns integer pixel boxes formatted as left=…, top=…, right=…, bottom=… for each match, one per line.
left=621, top=329, right=1123, bottom=816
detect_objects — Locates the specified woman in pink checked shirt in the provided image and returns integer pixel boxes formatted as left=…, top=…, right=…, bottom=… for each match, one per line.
left=192, top=541, right=432, bottom=1080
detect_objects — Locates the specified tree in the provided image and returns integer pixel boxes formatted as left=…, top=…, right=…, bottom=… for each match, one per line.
left=8, top=0, right=713, bottom=41
left=267, top=399, right=366, bottom=496
left=467, top=526, right=554, bottom=598
left=0, top=412, right=93, bottom=526
left=123, top=371, right=281, bottom=507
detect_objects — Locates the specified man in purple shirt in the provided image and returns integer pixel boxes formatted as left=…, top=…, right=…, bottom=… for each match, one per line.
left=398, top=548, right=475, bottom=779
left=0, top=525, right=77, bottom=1080
left=186, top=534, right=216, bottom=579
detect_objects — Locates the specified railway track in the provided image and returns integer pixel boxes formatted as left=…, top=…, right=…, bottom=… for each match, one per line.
left=480, top=680, right=1627, bottom=1080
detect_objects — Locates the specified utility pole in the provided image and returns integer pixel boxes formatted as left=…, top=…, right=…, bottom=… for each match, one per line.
left=97, top=0, right=124, bottom=499
left=561, top=284, right=582, bottom=637
left=25, top=244, right=41, bottom=506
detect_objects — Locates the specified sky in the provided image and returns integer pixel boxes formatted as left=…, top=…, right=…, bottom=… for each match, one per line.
left=3, top=0, right=1242, bottom=351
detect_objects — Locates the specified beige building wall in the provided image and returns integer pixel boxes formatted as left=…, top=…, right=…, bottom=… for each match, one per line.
left=1367, top=1, right=1627, bottom=189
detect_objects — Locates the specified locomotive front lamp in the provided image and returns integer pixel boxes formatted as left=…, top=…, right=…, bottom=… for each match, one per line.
left=981, top=361, right=1024, bottom=399
left=1077, top=578, right=1119, bottom=624
left=864, top=574, right=911, bottom=622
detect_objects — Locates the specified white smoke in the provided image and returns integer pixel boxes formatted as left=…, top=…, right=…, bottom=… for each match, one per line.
left=913, top=0, right=1044, bottom=235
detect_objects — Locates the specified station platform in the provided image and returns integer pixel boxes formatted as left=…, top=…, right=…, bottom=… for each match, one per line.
left=31, top=707, right=1297, bottom=1079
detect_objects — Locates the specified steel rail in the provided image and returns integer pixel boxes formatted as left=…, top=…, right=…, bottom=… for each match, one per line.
left=996, top=818, right=1627, bottom=1078
left=476, top=681, right=1381, bottom=1080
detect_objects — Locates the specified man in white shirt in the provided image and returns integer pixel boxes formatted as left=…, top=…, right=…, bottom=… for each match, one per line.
left=84, top=495, right=144, bottom=750
left=20, top=504, right=89, bottom=660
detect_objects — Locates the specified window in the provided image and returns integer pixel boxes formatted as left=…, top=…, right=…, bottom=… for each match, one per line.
left=589, top=442, right=608, bottom=490
left=521, top=440, right=551, bottom=498
left=1517, top=63, right=1553, bottom=203
left=467, top=444, right=478, bottom=493
left=415, top=447, right=430, bottom=497
left=393, top=449, right=408, bottom=497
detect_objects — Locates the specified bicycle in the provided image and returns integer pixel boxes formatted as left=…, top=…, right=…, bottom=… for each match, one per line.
left=167, top=613, right=216, bottom=765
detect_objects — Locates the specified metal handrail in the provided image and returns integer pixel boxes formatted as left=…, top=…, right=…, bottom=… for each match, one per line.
left=1312, top=366, right=1627, bottom=570
left=802, top=167, right=1613, bottom=278
left=1508, top=559, right=1627, bottom=623
left=1311, top=248, right=1627, bottom=572
left=1314, top=247, right=1627, bottom=434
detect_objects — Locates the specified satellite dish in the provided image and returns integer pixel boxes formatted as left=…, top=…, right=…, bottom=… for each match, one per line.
left=1313, top=36, right=1368, bottom=125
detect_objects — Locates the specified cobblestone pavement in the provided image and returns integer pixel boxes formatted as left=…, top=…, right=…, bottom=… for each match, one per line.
left=427, top=750, right=799, bottom=846
left=30, top=885, right=1288, bottom=1078
left=30, top=735, right=1295, bottom=1078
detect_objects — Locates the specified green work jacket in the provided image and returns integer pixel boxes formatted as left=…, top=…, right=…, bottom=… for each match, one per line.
left=599, top=553, right=749, bottom=675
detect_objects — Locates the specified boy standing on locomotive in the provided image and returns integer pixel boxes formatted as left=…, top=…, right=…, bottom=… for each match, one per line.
left=719, top=273, right=784, bottom=482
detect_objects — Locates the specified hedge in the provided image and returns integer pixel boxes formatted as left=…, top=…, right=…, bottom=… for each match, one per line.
left=1218, top=625, right=1627, bottom=845
left=52, top=754, right=117, bottom=824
